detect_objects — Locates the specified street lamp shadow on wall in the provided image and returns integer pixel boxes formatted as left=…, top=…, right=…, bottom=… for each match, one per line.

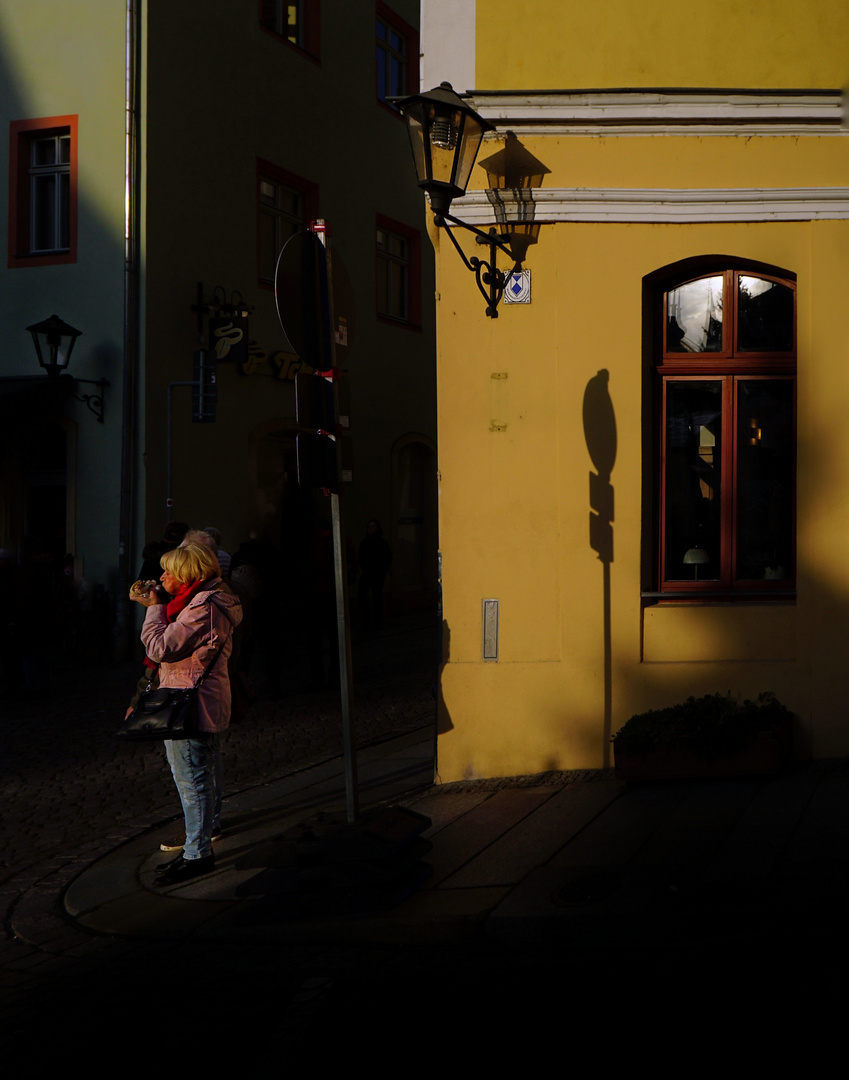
left=478, top=132, right=550, bottom=268
left=25, top=313, right=109, bottom=423
left=393, top=82, right=548, bottom=318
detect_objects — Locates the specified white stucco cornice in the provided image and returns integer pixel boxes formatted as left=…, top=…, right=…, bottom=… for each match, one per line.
left=453, top=187, right=849, bottom=225
left=465, top=89, right=845, bottom=136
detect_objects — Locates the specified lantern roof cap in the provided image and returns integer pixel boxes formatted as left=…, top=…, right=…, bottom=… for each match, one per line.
left=392, top=81, right=496, bottom=132
left=25, top=313, right=83, bottom=339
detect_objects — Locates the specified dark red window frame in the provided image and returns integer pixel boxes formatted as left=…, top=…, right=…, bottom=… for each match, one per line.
left=8, top=115, right=78, bottom=269
left=656, top=266, right=797, bottom=599
left=256, top=159, right=319, bottom=290
left=259, top=0, right=321, bottom=62
left=376, top=2, right=419, bottom=116
left=376, top=212, right=421, bottom=329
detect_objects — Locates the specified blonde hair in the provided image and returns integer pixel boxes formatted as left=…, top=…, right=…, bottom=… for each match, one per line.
left=160, top=541, right=220, bottom=584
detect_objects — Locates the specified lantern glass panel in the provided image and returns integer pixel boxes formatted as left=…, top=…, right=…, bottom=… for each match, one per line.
left=426, top=105, right=463, bottom=187
left=404, top=107, right=428, bottom=184
left=453, top=113, right=486, bottom=194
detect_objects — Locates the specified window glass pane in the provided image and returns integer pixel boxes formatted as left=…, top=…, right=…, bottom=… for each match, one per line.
left=389, top=261, right=407, bottom=318
left=735, top=380, right=794, bottom=580
left=390, top=57, right=403, bottom=96
left=737, top=277, right=794, bottom=352
left=377, top=256, right=389, bottom=314
left=664, top=381, right=723, bottom=580
left=32, top=173, right=56, bottom=251
left=59, top=173, right=70, bottom=249
left=277, top=185, right=301, bottom=218
left=376, top=225, right=410, bottom=319
left=58, top=136, right=70, bottom=165
left=32, top=137, right=57, bottom=167
left=667, top=276, right=724, bottom=353
left=376, top=17, right=406, bottom=104
left=278, top=217, right=299, bottom=247
left=287, top=2, right=301, bottom=44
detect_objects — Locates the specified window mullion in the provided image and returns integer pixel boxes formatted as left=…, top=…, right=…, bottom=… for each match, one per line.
left=53, top=156, right=64, bottom=250
left=726, top=376, right=739, bottom=586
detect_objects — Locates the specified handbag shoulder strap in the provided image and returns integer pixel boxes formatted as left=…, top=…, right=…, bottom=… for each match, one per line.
left=194, top=595, right=231, bottom=690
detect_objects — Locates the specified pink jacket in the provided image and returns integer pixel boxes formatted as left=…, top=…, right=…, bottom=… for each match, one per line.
left=141, top=579, right=243, bottom=733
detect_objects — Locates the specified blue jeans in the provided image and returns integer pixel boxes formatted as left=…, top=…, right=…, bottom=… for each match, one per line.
left=164, top=735, right=220, bottom=859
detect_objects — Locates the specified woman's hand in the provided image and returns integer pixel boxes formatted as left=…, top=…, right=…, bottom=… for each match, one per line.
left=129, top=590, right=162, bottom=607
left=129, top=580, right=165, bottom=607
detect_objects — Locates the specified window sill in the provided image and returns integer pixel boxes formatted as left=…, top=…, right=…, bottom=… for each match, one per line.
left=9, top=250, right=75, bottom=269
left=643, top=590, right=795, bottom=604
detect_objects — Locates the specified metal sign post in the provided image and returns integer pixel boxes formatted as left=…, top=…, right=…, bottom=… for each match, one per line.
left=275, top=223, right=358, bottom=824
left=313, top=222, right=358, bottom=825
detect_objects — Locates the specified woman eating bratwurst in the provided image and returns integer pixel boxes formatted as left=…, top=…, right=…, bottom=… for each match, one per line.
left=130, top=541, right=242, bottom=885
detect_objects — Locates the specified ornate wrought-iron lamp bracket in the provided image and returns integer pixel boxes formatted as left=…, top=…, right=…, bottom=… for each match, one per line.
left=73, top=377, right=110, bottom=423
left=434, top=211, right=515, bottom=318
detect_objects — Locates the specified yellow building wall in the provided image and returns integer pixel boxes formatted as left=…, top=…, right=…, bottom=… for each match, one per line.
left=430, top=1, right=849, bottom=780
left=434, top=134, right=849, bottom=780
left=476, top=0, right=849, bottom=89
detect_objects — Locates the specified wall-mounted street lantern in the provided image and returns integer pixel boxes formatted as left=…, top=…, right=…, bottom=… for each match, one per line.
left=25, top=314, right=108, bottom=422
left=27, top=313, right=82, bottom=376
left=393, top=81, right=515, bottom=318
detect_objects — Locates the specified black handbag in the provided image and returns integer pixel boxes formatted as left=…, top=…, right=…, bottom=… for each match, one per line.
left=117, top=684, right=200, bottom=742
left=118, top=608, right=228, bottom=742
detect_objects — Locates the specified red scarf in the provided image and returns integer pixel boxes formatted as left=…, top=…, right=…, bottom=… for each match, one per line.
left=165, top=578, right=207, bottom=622
left=142, top=578, right=209, bottom=671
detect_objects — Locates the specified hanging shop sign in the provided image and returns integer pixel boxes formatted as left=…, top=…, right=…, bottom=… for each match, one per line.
left=238, top=341, right=313, bottom=381
left=209, top=315, right=249, bottom=364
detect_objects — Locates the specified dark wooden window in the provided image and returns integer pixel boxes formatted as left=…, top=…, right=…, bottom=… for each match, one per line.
left=658, top=268, right=796, bottom=597
left=257, top=161, right=318, bottom=287
left=8, top=116, right=77, bottom=268
left=376, top=214, right=421, bottom=327
left=259, top=0, right=320, bottom=60
left=376, top=2, right=418, bottom=110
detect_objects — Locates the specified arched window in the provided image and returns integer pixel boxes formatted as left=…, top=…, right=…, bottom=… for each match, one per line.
left=656, top=265, right=796, bottom=597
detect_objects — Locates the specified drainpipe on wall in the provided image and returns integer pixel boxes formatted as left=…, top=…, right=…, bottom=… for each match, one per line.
left=115, top=0, right=142, bottom=660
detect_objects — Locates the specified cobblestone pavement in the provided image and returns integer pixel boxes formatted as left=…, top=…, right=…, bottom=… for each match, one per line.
left=3, top=610, right=824, bottom=1062
left=1, top=613, right=438, bottom=884
left=1, top=612, right=448, bottom=1062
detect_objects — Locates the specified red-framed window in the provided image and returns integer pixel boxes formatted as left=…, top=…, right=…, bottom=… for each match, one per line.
left=376, top=2, right=418, bottom=112
left=376, top=213, right=421, bottom=328
left=8, top=115, right=78, bottom=268
left=257, top=160, right=318, bottom=288
left=657, top=267, right=796, bottom=598
left=259, top=0, right=320, bottom=61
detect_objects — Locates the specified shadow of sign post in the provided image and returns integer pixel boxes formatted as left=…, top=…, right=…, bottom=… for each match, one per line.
left=583, top=370, right=616, bottom=767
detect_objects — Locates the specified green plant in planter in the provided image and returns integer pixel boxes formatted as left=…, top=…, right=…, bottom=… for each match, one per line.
left=612, top=692, right=791, bottom=762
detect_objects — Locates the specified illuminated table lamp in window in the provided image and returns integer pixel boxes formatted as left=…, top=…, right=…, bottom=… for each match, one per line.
left=683, top=545, right=710, bottom=580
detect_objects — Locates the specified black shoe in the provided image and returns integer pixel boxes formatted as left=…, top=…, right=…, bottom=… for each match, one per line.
left=154, top=854, right=215, bottom=886
left=156, top=851, right=185, bottom=872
